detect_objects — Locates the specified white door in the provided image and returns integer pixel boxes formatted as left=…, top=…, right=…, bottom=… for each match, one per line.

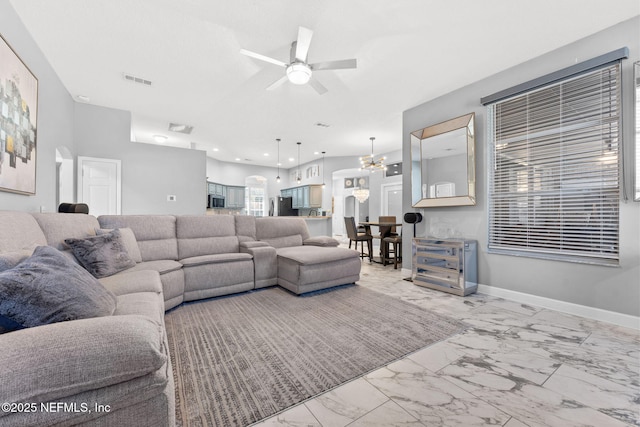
left=382, top=183, right=402, bottom=220
left=77, top=156, right=121, bottom=216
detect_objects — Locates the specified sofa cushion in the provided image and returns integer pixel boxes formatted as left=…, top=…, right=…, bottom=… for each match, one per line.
left=0, top=247, right=35, bottom=272
left=127, top=259, right=183, bottom=275
left=276, top=246, right=360, bottom=265
left=234, top=215, right=257, bottom=242
left=0, top=211, right=47, bottom=253
left=304, top=236, right=340, bottom=247
left=262, top=234, right=303, bottom=249
left=256, top=217, right=310, bottom=243
left=0, top=315, right=166, bottom=405
left=0, top=246, right=117, bottom=329
left=96, top=227, right=143, bottom=263
left=98, top=215, right=179, bottom=261
left=31, top=213, right=100, bottom=250
left=65, top=229, right=136, bottom=278
left=180, top=252, right=252, bottom=267
left=99, top=269, right=163, bottom=296
left=113, top=292, right=165, bottom=324
left=176, top=216, right=239, bottom=258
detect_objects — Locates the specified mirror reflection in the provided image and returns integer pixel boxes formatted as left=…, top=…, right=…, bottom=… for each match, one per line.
left=411, top=113, right=475, bottom=207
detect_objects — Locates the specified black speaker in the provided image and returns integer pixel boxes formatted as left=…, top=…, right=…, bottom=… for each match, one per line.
left=403, top=212, right=423, bottom=224
left=403, top=212, right=423, bottom=239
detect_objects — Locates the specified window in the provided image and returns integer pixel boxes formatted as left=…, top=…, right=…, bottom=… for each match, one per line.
left=245, top=176, right=267, bottom=217
left=486, top=62, right=621, bottom=265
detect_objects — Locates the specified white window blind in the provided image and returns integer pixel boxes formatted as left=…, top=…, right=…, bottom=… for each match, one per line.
left=487, top=63, right=621, bottom=265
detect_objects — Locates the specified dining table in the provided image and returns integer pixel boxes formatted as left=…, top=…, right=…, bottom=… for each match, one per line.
left=358, top=221, right=402, bottom=265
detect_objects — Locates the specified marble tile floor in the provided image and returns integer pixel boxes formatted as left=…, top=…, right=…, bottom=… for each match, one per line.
left=253, top=261, right=639, bottom=427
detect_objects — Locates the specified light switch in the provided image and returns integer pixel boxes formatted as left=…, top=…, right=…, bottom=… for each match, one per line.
left=167, top=195, right=177, bottom=202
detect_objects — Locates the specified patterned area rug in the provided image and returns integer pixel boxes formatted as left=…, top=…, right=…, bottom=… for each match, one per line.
left=165, top=285, right=467, bottom=426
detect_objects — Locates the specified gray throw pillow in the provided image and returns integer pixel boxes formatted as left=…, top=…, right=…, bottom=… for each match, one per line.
left=95, top=227, right=142, bottom=263
left=0, top=246, right=117, bottom=329
left=65, top=229, right=136, bottom=278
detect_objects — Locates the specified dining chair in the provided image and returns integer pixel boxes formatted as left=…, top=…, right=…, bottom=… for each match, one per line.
left=373, top=216, right=398, bottom=263
left=344, top=217, right=373, bottom=262
left=383, top=234, right=402, bottom=269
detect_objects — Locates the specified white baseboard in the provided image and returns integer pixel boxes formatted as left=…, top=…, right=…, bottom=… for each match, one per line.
left=478, top=284, right=640, bottom=330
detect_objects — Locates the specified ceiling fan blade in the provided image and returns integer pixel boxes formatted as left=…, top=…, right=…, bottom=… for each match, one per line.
left=310, top=58, right=357, bottom=71
left=308, top=77, right=328, bottom=95
left=266, top=75, right=289, bottom=91
left=294, top=26, right=313, bottom=62
left=240, top=49, right=287, bottom=68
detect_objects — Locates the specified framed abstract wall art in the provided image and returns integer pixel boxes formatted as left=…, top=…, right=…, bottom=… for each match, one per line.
left=0, top=33, right=38, bottom=195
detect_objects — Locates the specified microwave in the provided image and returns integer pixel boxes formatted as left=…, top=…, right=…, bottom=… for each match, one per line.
left=208, top=195, right=225, bottom=208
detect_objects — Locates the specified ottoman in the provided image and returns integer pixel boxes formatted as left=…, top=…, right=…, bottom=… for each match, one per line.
left=276, top=246, right=361, bottom=295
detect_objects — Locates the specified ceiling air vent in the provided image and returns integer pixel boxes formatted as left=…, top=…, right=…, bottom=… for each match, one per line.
left=168, top=123, right=194, bottom=134
left=123, top=73, right=152, bottom=86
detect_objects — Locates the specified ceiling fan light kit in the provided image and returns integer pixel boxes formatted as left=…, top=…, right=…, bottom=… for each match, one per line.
left=240, top=26, right=356, bottom=94
left=286, top=63, right=312, bottom=85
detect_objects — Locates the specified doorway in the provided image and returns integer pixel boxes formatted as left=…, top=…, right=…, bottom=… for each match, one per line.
left=55, top=146, right=74, bottom=209
left=77, top=156, right=121, bottom=216
left=381, top=183, right=402, bottom=219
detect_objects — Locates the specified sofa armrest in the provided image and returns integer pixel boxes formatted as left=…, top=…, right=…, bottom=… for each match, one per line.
left=304, top=236, right=340, bottom=247
left=0, top=315, right=166, bottom=405
left=240, top=241, right=271, bottom=249
left=240, top=245, right=277, bottom=285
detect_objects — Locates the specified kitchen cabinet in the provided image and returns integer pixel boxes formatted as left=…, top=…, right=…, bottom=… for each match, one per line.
left=281, top=185, right=323, bottom=209
left=309, top=185, right=323, bottom=207
left=207, top=182, right=244, bottom=209
left=226, top=186, right=245, bottom=209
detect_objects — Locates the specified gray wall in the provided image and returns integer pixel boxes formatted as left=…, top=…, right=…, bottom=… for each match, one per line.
left=0, top=1, right=75, bottom=213
left=74, top=103, right=206, bottom=215
left=402, top=17, right=640, bottom=316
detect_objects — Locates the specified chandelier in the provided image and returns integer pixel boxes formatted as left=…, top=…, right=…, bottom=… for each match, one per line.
left=359, top=137, right=386, bottom=172
left=352, top=188, right=369, bottom=203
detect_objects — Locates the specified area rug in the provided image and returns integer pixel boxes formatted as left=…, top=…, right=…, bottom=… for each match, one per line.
left=165, top=285, right=467, bottom=426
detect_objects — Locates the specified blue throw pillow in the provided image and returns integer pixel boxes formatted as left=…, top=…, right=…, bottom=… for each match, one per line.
left=0, top=246, right=117, bottom=329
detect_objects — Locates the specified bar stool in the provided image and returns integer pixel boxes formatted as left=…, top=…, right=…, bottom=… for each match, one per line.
left=382, top=235, right=402, bottom=269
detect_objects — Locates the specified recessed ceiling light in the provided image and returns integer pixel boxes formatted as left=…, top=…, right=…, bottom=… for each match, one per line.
left=235, top=158, right=241, bottom=161
left=212, top=148, right=219, bottom=152
left=314, top=151, right=319, bottom=155
left=153, top=135, right=168, bottom=143
left=289, top=157, right=295, bottom=162
left=277, top=162, right=282, bottom=166
left=76, top=95, right=90, bottom=103
left=263, top=153, right=269, bottom=156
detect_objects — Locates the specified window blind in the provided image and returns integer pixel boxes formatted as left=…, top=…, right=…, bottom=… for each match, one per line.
left=487, top=63, right=621, bottom=265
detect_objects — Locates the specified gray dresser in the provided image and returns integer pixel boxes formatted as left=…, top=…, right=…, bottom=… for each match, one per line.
left=412, top=238, right=478, bottom=296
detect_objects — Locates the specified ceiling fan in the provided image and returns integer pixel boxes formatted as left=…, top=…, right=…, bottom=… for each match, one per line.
left=240, top=26, right=357, bottom=95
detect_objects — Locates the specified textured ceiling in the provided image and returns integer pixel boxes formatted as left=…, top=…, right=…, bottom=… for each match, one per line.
left=9, top=0, right=639, bottom=167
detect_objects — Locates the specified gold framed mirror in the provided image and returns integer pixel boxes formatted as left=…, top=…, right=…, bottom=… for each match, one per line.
left=410, top=113, right=476, bottom=207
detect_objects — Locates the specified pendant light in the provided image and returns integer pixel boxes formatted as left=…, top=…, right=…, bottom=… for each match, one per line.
left=275, top=138, right=281, bottom=183
left=296, top=142, right=302, bottom=184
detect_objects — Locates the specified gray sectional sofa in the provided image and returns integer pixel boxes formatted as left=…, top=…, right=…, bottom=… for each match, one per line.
left=0, top=211, right=360, bottom=427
